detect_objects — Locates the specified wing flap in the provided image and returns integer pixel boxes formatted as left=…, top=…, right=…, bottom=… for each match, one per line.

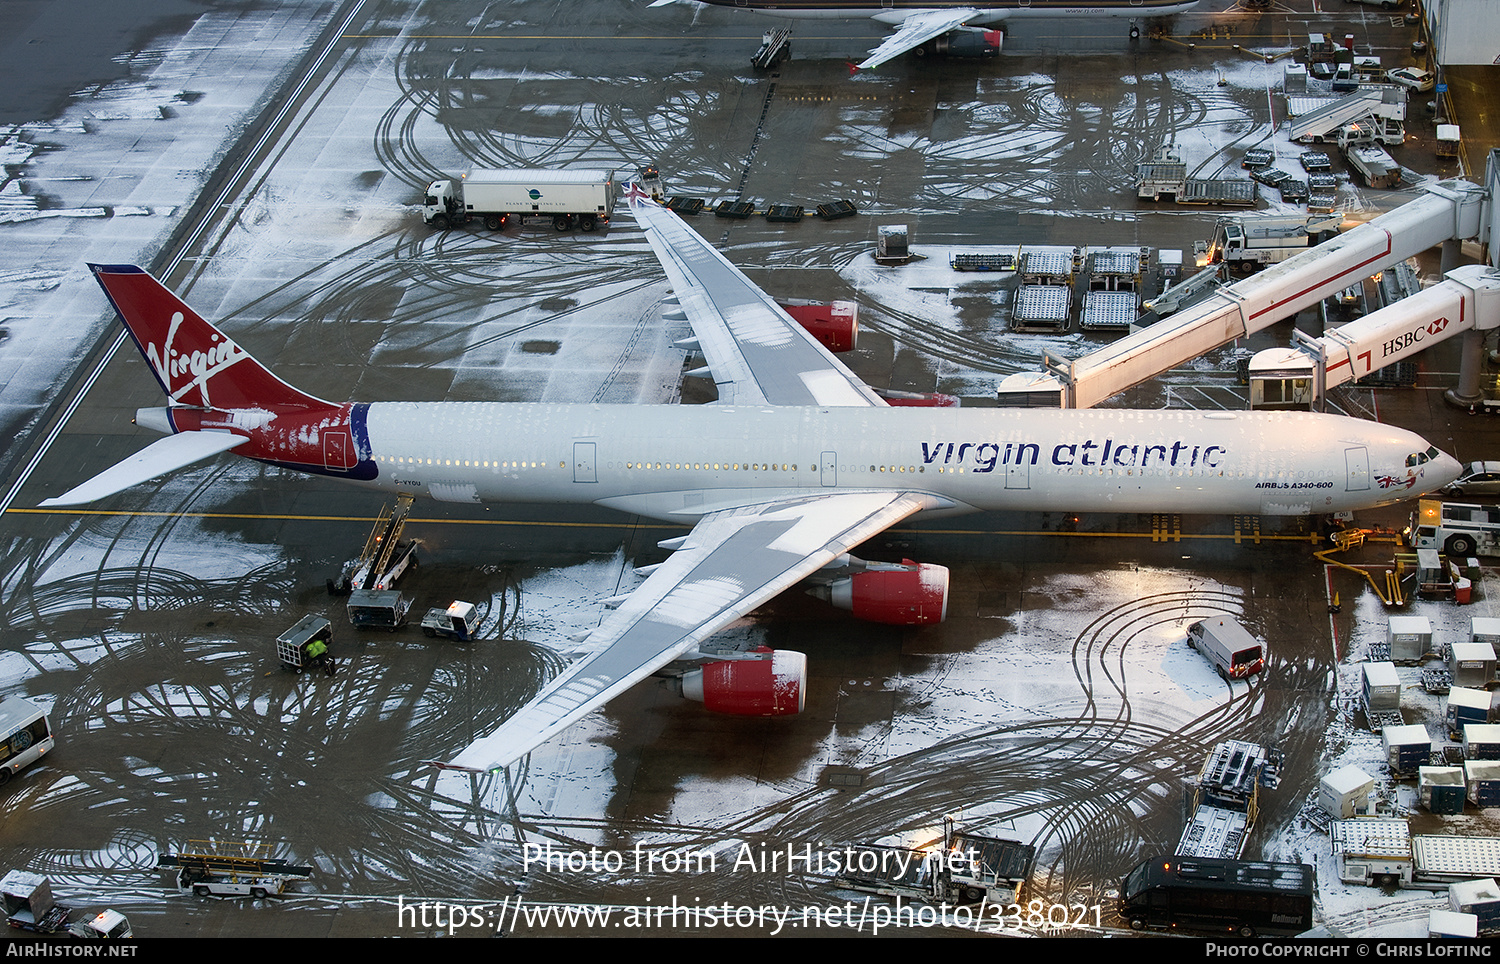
left=441, top=490, right=932, bottom=772
left=860, top=8, right=981, bottom=69
left=627, top=190, right=884, bottom=408
left=40, top=431, right=247, bottom=507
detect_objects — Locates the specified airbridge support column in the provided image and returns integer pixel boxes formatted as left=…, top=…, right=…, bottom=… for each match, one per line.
left=1447, top=328, right=1485, bottom=409
left=1445, top=155, right=1500, bottom=408
left=1048, top=179, right=1488, bottom=409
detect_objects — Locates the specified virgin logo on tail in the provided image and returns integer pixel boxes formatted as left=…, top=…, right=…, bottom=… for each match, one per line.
left=145, top=310, right=249, bottom=408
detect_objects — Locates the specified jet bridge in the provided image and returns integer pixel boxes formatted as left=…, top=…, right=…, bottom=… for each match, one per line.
left=1043, top=177, right=1489, bottom=409
left=1248, top=263, right=1500, bottom=407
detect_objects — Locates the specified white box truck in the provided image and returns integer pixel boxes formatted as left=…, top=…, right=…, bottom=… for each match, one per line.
left=422, top=168, right=615, bottom=232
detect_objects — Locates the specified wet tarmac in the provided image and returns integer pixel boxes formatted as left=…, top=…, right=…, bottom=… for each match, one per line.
left=0, top=0, right=1497, bottom=940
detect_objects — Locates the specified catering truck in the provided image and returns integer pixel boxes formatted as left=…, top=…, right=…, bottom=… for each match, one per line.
left=1196, top=213, right=1342, bottom=273
left=422, top=168, right=615, bottom=232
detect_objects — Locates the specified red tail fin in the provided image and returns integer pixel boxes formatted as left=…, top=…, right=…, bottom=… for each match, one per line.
left=89, top=264, right=331, bottom=411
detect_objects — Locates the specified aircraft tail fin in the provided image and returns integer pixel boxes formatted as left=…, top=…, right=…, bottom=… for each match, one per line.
left=88, top=264, right=332, bottom=411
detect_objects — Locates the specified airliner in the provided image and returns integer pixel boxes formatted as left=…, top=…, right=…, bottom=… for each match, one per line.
left=48, top=187, right=1458, bottom=774
left=657, top=0, right=1203, bottom=68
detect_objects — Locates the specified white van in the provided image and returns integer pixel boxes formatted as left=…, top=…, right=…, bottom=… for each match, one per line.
left=1187, top=617, right=1265, bottom=681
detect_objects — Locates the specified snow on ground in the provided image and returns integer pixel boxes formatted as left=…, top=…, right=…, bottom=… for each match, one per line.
left=0, top=1, right=1477, bottom=933
left=0, top=3, right=338, bottom=469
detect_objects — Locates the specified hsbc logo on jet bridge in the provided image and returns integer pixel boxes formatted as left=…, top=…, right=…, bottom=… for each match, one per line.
left=920, top=438, right=1226, bottom=474
left=1383, top=317, right=1451, bottom=359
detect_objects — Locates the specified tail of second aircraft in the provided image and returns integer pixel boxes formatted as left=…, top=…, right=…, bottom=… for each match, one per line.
left=89, top=264, right=332, bottom=411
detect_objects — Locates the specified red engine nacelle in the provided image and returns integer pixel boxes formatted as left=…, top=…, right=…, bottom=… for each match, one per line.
left=778, top=300, right=858, bottom=353
left=875, top=388, right=962, bottom=408
left=679, top=648, right=806, bottom=716
left=817, top=560, right=950, bottom=625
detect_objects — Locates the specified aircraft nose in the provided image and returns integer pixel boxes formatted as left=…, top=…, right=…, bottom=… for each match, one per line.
left=1431, top=449, right=1463, bottom=490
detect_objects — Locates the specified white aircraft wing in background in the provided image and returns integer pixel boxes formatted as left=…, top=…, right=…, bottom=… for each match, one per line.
left=625, top=185, right=886, bottom=407
left=443, top=490, right=933, bottom=772
left=859, top=8, right=982, bottom=69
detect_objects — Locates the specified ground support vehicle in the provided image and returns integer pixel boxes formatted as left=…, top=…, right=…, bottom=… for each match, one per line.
left=1407, top=500, right=1500, bottom=558
left=1196, top=213, right=1341, bottom=272
left=333, top=495, right=418, bottom=630
left=348, top=589, right=411, bottom=631
left=751, top=29, right=791, bottom=68
left=1, top=871, right=131, bottom=938
left=1134, top=146, right=1255, bottom=206
left=1177, top=740, right=1284, bottom=859
left=329, top=494, right=417, bottom=596
left=1118, top=856, right=1314, bottom=937
left=1334, top=821, right=1500, bottom=890
left=0, top=697, right=53, bottom=785
left=1187, top=617, right=1265, bottom=680
left=158, top=841, right=312, bottom=899
left=422, top=168, right=615, bottom=232
left=1346, top=144, right=1402, bottom=188
left=275, top=614, right=334, bottom=674
left=421, top=600, right=477, bottom=641
left=836, top=821, right=1035, bottom=907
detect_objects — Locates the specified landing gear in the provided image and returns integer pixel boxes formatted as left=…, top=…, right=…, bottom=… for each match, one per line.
left=1129, top=20, right=1140, bottom=39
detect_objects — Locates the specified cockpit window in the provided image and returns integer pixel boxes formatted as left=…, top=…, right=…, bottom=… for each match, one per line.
left=1406, top=446, right=1443, bottom=467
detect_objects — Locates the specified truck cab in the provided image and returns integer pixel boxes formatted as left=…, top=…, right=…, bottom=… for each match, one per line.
left=422, top=179, right=458, bottom=227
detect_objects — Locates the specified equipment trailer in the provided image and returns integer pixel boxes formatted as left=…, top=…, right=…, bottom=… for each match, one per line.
left=159, top=840, right=313, bottom=899
left=836, top=820, right=1036, bottom=906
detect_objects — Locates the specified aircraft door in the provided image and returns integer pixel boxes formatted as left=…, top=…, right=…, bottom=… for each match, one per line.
left=323, top=430, right=352, bottom=471
left=1345, top=446, right=1370, bottom=491
left=573, top=441, right=597, bottom=483
left=1006, top=460, right=1031, bottom=490
left=821, top=451, right=837, bottom=487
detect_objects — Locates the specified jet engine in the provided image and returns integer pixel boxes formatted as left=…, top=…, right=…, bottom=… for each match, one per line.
left=875, top=388, right=961, bottom=408
left=808, top=558, right=950, bottom=625
left=918, top=28, right=1003, bottom=59
left=777, top=300, right=858, bottom=353
left=677, top=648, right=807, bottom=716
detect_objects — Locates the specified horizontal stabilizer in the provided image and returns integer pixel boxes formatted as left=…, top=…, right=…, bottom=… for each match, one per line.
left=40, top=432, right=247, bottom=506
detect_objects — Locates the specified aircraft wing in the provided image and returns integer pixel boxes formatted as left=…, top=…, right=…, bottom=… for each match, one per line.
left=860, top=8, right=982, bottom=70
left=442, top=489, right=932, bottom=772
left=39, top=431, right=247, bottom=507
left=626, top=188, right=885, bottom=408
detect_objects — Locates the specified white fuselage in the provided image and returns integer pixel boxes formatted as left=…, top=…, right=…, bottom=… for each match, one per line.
left=711, top=3, right=1199, bottom=23
left=358, top=403, right=1454, bottom=521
